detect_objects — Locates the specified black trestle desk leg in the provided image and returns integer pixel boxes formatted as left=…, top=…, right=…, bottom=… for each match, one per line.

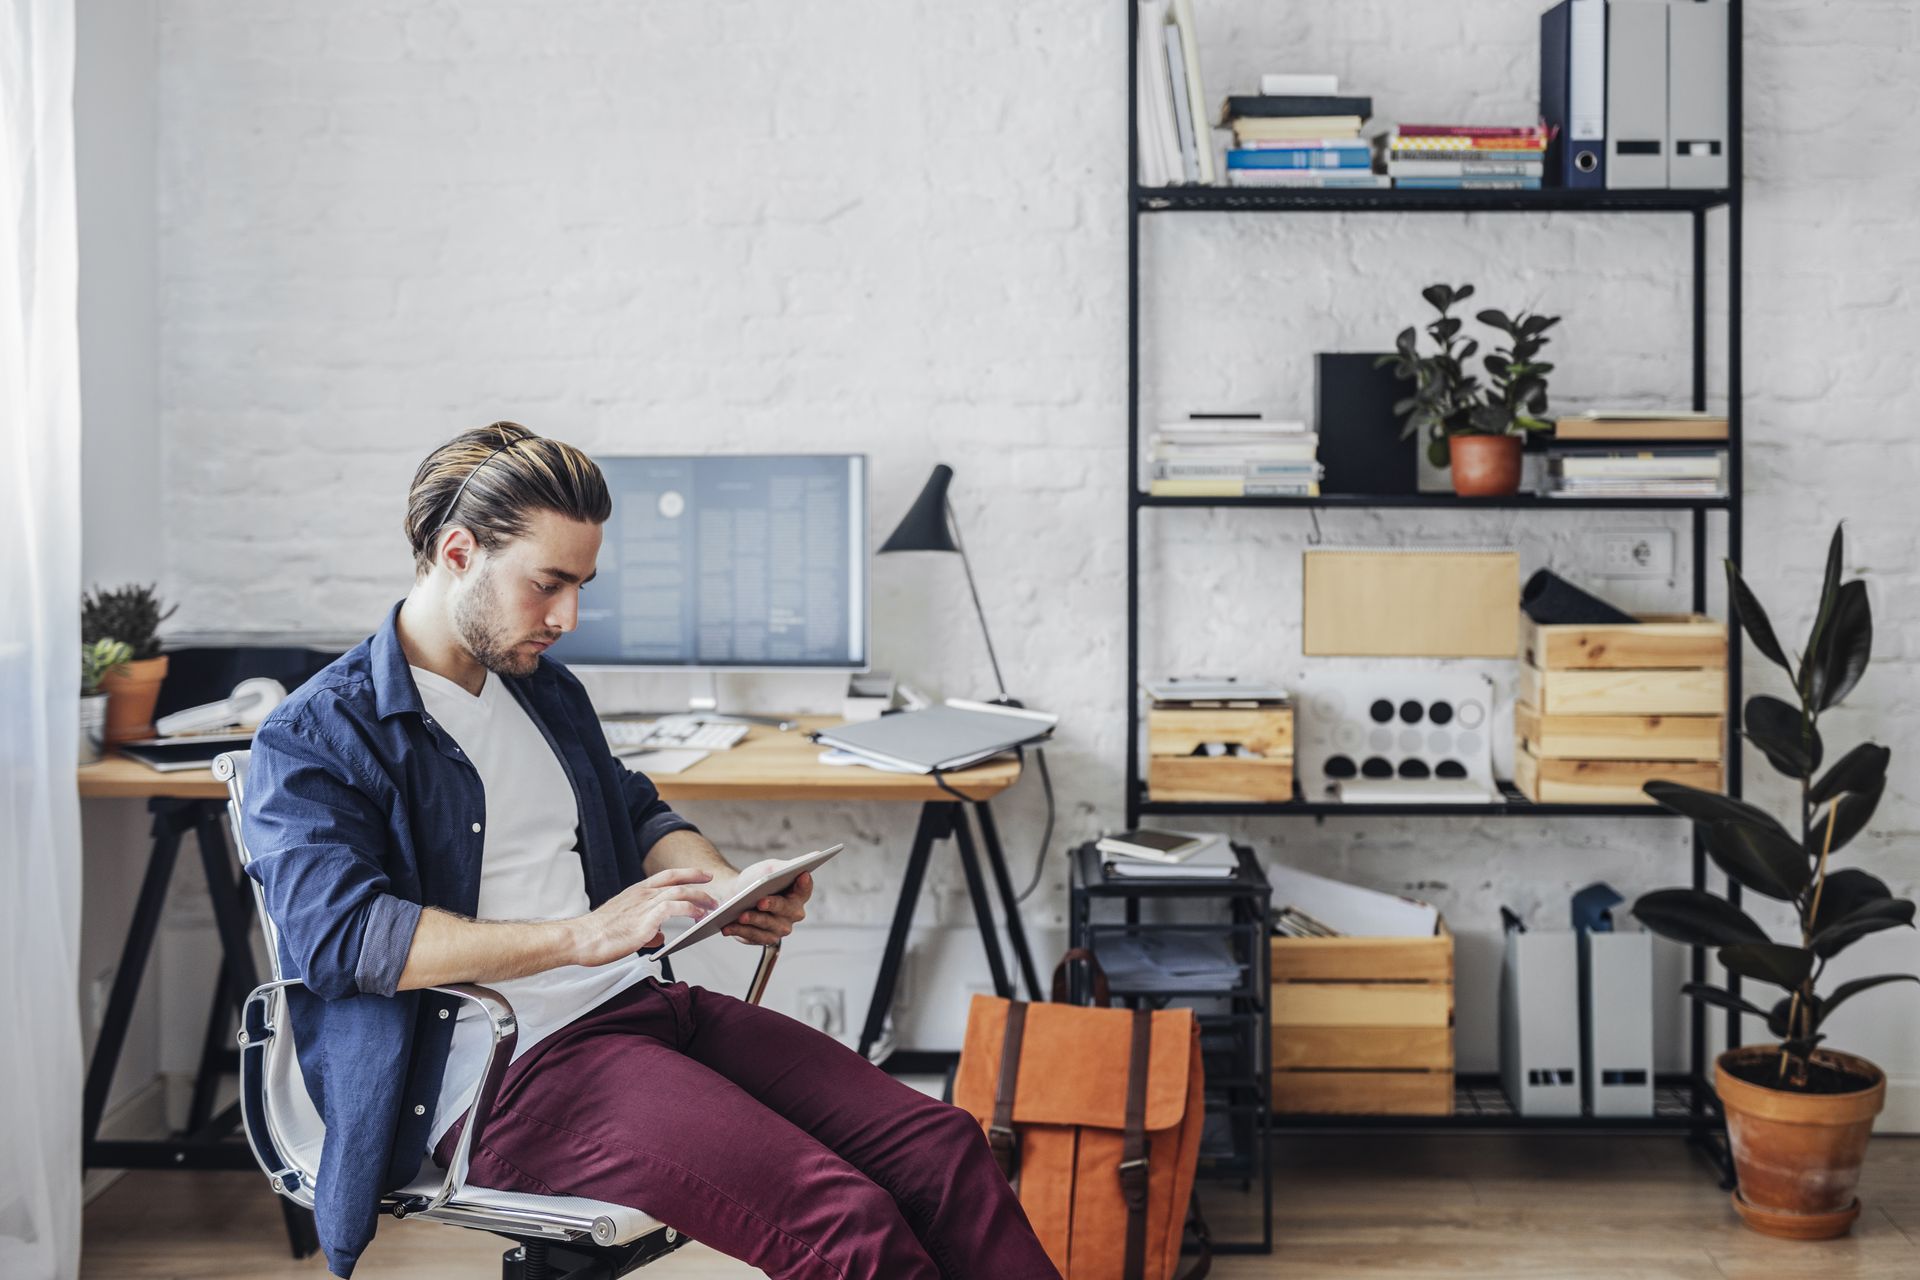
left=858, top=802, right=951, bottom=1061
left=186, top=957, right=233, bottom=1133
left=950, top=806, right=1013, bottom=1000
left=84, top=800, right=195, bottom=1155
left=971, top=802, right=1041, bottom=1001
left=278, top=1197, right=321, bottom=1260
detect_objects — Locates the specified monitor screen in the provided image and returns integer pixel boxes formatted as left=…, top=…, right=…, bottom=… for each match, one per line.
left=551, top=454, right=868, bottom=670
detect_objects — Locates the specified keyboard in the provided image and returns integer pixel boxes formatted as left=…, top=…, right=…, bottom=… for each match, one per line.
left=600, top=716, right=750, bottom=753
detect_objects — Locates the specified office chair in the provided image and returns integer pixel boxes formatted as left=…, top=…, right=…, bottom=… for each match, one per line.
left=214, top=751, right=780, bottom=1280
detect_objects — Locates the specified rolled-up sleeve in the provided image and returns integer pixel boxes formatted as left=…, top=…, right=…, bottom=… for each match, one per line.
left=618, top=762, right=700, bottom=857
left=244, top=714, right=422, bottom=999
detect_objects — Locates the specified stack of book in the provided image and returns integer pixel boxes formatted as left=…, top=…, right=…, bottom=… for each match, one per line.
left=1219, top=74, right=1386, bottom=190
left=1272, top=905, right=1344, bottom=938
left=1147, top=415, right=1322, bottom=497
left=1544, top=410, right=1731, bottom=498
left=1134, top=0, right=1213, bottom=187
left=1381, top=123, right=1551, bottom=190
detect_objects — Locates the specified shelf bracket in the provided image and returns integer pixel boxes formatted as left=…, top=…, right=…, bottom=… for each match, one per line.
left=1306, top=507, right=1324, bottom=546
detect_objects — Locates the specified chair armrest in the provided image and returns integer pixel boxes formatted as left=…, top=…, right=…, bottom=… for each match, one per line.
left=415, top=982, right=517, bottom=1215
left=238, top=978, right=312, bottom=1197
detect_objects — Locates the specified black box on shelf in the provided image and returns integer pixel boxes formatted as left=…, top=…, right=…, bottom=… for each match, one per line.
left=1315, top=353, right=1417, bottom=495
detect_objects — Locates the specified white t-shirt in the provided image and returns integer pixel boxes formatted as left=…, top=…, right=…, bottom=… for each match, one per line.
left=412, top=665, right=650, bottom=1147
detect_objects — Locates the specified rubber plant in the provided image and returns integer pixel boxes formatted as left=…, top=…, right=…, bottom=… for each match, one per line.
left=1377, top=283, right=1560, bottom=467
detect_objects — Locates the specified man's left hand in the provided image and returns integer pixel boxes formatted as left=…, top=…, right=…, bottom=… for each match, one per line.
left=718, top=860, right=813, bottom=946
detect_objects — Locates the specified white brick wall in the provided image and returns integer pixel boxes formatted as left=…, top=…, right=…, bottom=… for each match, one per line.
left=140, top=2, right=1918, bottom=1091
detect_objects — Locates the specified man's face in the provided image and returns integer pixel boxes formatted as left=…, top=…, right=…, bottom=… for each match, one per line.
left=450, top=509, right=602, bottom=678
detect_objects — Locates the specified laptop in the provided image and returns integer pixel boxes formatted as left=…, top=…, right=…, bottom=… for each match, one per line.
left=810, top=700, right=1057, bottom=774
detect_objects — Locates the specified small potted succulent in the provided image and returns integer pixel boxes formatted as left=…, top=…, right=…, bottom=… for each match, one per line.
left=1379, top=283, right=1559, bottom=497
left=1632, top=525, right=1910, bottom=1239
left=80, top=639, right=133, bottom=764
left=82, top=583, right=177, bottom=745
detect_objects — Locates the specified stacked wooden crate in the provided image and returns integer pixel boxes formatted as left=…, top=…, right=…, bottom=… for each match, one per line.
left=1270, top=922, right=1454, bottom=1115
left=1515, top=613, right=1727, bottom=804
left=1146, top=700, right=1294, bottom=803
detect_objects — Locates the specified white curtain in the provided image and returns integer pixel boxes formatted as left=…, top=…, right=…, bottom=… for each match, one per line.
left=0, top=1, right=84, bottom=1278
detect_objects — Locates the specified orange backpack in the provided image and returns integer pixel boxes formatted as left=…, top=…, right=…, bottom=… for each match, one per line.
left=954, top=951, right=1210, bottom=1280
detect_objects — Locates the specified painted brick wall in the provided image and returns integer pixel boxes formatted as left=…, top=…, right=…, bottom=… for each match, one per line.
left=148, top=2, right=1919, bottom=1093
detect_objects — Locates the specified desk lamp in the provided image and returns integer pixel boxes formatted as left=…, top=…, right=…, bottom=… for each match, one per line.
left=878, top=463, right=1013, bottom=706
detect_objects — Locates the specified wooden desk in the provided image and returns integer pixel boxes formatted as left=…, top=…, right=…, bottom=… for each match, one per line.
left=78, top=715, right=1039, bottom=1236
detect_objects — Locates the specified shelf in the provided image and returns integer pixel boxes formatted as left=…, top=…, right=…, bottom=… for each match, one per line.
left=1137, top=492, right=1731, bottom=512
left=1138, top=186, right=1731, bottom=215
left=1138, top=780, right=1687, bottom=819
left=1270, top=1074, right=1713, bottom=1132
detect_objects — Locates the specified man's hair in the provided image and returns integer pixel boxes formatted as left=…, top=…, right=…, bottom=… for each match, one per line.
left=405, top=422, right=611, bottom=574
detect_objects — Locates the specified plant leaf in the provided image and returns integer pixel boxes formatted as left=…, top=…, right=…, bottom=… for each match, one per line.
left=1767, top=993, right=1822, bottom=1040
left=1780, top=1034, right=1827, bottom=1059
left=1422, top=284, right=1454, bottom=313
left=1632, top=889, right=1771, bottom=947
left=1809, top=743, right=1891, bottom=805
left=1642, top=781, right=1791, bottom=839
left=1717, top=942, right=1814, bottom=991
left=1800, top=524, right=1847, bottom=697
left=1475, top=307, right=1513, bottom=331
left=1810, top=580, right=1872, bottom=712
left=1812, top=868, right=1893, bottom=933
left=1820, top=973, right=1920, bottom=1021
left=1810, top=898, right=1916, bottom=959
left=1681, top=982, right=1767, bottom=1019
left=1810, top=784, right=1883, bottom=855
left=1724, top=559, right=1792, bottom=674
left=1744, top=694, right=1820, bottom=778
left=1707, top=820, right=1811, bottom=901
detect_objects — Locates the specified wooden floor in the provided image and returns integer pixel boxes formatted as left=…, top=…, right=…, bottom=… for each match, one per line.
left=84, top=1134, right=1919, bottom=1278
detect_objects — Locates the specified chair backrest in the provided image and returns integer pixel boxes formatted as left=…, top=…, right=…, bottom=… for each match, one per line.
left=215, top=749, right=328, bottom=1192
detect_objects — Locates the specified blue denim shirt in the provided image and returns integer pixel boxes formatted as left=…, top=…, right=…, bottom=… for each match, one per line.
left=242, top=601, right=697, bottom=1277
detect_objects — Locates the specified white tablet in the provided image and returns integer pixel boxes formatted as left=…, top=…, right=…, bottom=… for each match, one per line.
left=651, top=843, right=844, bottom=961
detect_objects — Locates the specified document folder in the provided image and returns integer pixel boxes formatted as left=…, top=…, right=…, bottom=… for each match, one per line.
left=1500, top=917, right=1583, bottom=1117
left=1579, top=930, right=1656, bottom=1116
left=1541, top=0, right=1607, bottom=188
left=1667, top=0, right=1729, bottom=188
left=1606, top=0, right=1669, bottom=188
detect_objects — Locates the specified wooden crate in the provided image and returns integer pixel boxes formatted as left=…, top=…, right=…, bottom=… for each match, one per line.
left=1146, top=705, right=1293, bottom=803
left=1521, top=612, right=1726, bottom=671
left=1515, top=746, right=1723, bottom=805
left=1515, top=701, right=1724, bottom=762
left=1270, top=922, right=1453, bottom=1116
left=1519, top=661, right=1726, bottom=716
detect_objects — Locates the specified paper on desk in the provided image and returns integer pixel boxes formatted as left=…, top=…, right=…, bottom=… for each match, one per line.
left=1268, top=862, right=1439, bottom=937
left=817, top=748, right=921, bottom=774
left=614, top=747, right=710, bottom=775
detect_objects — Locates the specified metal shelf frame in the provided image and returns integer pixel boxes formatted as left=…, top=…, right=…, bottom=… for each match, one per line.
left=1121, top=0, right=1746, bottom=1171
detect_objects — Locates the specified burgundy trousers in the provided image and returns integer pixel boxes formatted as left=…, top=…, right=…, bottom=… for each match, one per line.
left=431, top=978, right=1059, bottom=1280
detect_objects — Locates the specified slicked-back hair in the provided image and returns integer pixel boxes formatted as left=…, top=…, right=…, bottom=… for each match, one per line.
left=404, top=422, right=611, bottom=574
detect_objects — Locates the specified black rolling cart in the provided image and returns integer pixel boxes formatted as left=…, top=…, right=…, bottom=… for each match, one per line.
left=1067, top=842, right=1272, bottom=1255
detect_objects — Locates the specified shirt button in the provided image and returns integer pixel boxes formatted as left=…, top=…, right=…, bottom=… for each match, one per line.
left=471, top=822, right=482, bottom=833
left=413, top=1105, right=426, bottom=1116
left=438, top=1008, right=450, bottom=1020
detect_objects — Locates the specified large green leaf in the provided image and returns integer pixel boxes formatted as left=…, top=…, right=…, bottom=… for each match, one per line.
left=1744, top=695, right=1821, bottom=779
left=1800, top=524, right=1847, bottom=698
left=1810, top=743, right=1891, bottom=805
left=1810, top=784, right=1883, bottom=856
left=1810, top=899, right=1916, bottom=959
left=1642, top=781, right=1790, bottom=839
left=1809, top=581, right=1872, bottom=712
left=1820, top=973, right=1920, bottom=1021
left=1682, top=982, right=1767, bottom=1020
left=1632, top=889, right=1771, bottom=947
left=1475, top=307, right=1513, bottom=331
left=1813, top=868, right=1893, bottom=933
left=1724, top=559, right=1792, bottom=674
left=1718, top=942, right=1815, bottom=991
left=1767, top=993, right=1822, bottom=1040
left=1708, top=820, right=1812, bottom=901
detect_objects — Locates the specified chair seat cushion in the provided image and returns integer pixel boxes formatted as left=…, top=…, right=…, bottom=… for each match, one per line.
left=397, top=1174, right=666, bottom=1246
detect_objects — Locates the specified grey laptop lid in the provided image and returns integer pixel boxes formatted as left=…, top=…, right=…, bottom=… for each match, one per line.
left=812, top=701, right=1056, bottom=773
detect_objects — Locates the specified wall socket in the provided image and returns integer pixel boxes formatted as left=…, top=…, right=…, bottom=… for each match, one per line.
left=798, top=986, right=845, bottom=1037
left=1597, top=529, right=1675, bottom=579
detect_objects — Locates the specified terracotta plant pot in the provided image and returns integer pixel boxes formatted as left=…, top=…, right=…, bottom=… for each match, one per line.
left=1446, top=434, right=1524, bottom=496
left=101, top=654, right=169, bottom=746
left=1715, top=1044, right=1886, bottom=1239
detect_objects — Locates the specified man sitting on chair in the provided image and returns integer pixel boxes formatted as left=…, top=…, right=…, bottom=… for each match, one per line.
left=244, top=422, right=1058, bottom=1279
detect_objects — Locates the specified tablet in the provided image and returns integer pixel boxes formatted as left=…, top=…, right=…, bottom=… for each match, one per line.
left=651, top=843, right=844, bottom=961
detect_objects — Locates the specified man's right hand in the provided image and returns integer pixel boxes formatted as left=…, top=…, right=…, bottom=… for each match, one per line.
left=572, top=867, right=718, bottom=967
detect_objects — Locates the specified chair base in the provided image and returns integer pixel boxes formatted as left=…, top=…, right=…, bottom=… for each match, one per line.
left=501, top=1227, right=692, bottom=1280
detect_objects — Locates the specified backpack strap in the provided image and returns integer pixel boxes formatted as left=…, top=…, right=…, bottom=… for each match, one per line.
left=987, top=1002, right=1028, bottom=1187
left=1120, top=1007, right=1152, bottom=1280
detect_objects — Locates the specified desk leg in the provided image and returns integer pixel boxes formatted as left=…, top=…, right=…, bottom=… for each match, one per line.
left=950, top=808, right=1013, bottom=1000
left=857, top=802, right=949, bottom=1061
left=971, top=803, right=1042, bottom=1002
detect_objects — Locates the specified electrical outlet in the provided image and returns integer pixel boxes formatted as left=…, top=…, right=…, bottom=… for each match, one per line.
left=1597, top=529, right=1675, bottom=579
left=798, top=986, right=845, bottom=1037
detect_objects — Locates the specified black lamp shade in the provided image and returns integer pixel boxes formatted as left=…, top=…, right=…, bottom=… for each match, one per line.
left=879, top=464, right=958, bottom=554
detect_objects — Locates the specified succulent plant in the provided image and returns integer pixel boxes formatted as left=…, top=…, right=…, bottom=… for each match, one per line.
left=81, top=638, right=134, bottom=695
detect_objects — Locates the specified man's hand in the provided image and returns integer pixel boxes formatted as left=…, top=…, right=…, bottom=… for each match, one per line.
left=572, top=867, right=719, bottom=967
left=716, top=860, right=813, bottom=947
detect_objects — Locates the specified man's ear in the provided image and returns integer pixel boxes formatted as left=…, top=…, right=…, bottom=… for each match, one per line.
left=438, top=527, right=478, bottom=576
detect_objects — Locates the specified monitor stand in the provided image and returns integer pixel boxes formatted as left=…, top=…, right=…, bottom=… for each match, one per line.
left=683, top=671, right=795, bottom=731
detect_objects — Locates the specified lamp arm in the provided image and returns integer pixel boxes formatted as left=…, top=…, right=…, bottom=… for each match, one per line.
left=946, top=501, right=1009, bottom=702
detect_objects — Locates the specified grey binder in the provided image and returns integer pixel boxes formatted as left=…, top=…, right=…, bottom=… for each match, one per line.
left=1667, top=1, right=1729, bottom=188
left=1606, top=1, right=1669, bottom=188
left=812, top=700, right=1056, bottom=773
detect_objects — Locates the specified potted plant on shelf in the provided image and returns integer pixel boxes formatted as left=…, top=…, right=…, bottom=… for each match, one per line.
left=1631, top=524, right=1911, bottom=1240
left=82, top=583, right=177, bottom=745
left=80, top=639, right=133, bottom=765
left=1378, top=283, right=1559, bottom=497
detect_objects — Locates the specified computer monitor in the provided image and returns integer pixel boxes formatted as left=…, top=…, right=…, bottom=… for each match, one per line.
left=551, top=454, right=868, bottom=686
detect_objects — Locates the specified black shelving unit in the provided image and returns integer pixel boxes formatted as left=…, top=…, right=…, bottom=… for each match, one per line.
left=1068, top=843, right=1274, bottom=1254
left=1122, top=2, right=1746, bottom=1178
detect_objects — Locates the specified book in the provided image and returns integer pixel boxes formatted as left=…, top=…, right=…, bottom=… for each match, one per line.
left=1396, top=123, right=1554, bottom=138
left=1226, top=171, right=1390, bottom=189
left=1105, top=845, right=1241, bottom=882
left=1549, top=449, right=1726, bottom=479
left=1095, top=827, right=1222, bottom=863
left=1150, top=437, right=1320, bottom=458
left=1149, top=478, right=1321, bottom=497
left=1234, top=137, right=1375, bottom=152
left=1228, top=147, right=1374, bottom=170
left=1272, top=906, right=1344, bottom=938
left=1143, top=676, right=1291, bottom=705
left=1385, top=159, right=1545, bottom=178
left=1168, top=0, right=1214, bottom=184
left=1261, top=73, right=1339, bottom=96
left=1150, top=461, right=1325, bottom=480
left=1231, top=116, right=1365, bottom=141
left=1163, top=24, right=1198, bottom=182
left=1219, top=95, right=1374, bottom=123
left=1158, top=416, right=1312, bottom=435
left=1553, top=412, right=1729, bottom=442
left=1392, top=176, right=1543, bottom=190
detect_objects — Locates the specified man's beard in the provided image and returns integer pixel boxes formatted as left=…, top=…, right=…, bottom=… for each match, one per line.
left=451, top=562, right=548, bottom=678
